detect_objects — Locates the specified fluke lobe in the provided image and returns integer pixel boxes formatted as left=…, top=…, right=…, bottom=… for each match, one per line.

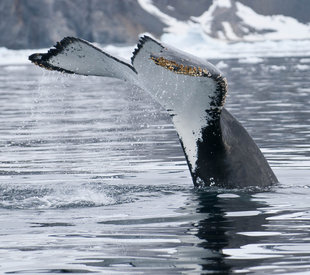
left=29, top=36, right=278, bottom=188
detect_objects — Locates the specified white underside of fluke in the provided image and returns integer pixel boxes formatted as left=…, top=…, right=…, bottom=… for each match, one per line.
left=47, top=38, right=136, bottom=81
left=30, top=36, right=222, bottom=173
left=132, top=41, right=218, bottom=171
left=138, top=68, right=217, bottom=170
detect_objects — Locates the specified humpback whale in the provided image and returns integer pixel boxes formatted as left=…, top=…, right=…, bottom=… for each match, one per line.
left=29, top=36, right=278, bottom=188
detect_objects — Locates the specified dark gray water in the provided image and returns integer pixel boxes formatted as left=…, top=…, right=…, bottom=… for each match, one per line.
left=0, top=57, right=310, bottom=274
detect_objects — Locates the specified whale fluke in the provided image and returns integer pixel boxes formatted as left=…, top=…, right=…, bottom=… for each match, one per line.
left=29, top=36, right=278, bottom=188
left=29, top=37, right=137, bottom=81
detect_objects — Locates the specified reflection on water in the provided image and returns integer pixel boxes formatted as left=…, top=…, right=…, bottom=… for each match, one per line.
left=0, top=57, right=310, bottom=274
left=225, top=57, right=310, bottom=169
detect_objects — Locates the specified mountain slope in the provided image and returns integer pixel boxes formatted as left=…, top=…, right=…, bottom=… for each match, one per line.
left=0, top=0, right=310, bottom=49
left=139, top=0, right=310, bottom=42
left=194, top=0, right=310, bottom=41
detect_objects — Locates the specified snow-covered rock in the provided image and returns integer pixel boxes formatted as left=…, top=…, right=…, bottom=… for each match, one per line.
left=1, top=0, right=310, bottom=49
left=139, top=0, right=310, bottom=42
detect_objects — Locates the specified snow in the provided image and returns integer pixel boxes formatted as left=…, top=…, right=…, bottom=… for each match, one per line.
left=161, top=33, right=310, bottom=59
left=191, top=0, right=310, bottom=42
left=137, top=0, right=175, bottom=26
left=136, top=0, right=310, bottom=60
left=2, top=0, right=310, bottom=66
left=101, top=44, right=134, bottom=61
left=215, top=61, right=228, bottom=70
left=2, top=38, right=310, bottom=68
left=191, top=2, right=215, bottom=34
left=189, top=0, right=310, bottom=42
left=235, top=2, right=310, bottom=41
left=218, top=0, right=232, bottom=8
left=238, top=57, right=264, bottom=64
left=0, top=47, right=41, bottom=66
left=137, top=0, right=190, bottom=35
left=222, top=22, right=238, bottom=40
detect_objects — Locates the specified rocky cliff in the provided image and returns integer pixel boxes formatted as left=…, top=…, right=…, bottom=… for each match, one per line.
left=0, top=0, right=309, bottom=49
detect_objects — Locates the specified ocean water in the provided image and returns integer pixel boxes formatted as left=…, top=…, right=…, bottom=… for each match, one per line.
left=0, top=56, right=310, bottom=274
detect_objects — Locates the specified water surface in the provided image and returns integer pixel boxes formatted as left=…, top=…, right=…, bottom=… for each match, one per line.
left=0, top=57, right=310, bottom=274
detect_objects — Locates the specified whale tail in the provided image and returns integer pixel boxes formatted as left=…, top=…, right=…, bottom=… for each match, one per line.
left=29, top=35, right=278, bottom=188
left=29, top=37, right=137, bottom=82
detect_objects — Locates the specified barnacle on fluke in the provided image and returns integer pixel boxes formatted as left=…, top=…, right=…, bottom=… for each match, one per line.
left=150, top=56, right=212, bottom=77
left=149, top=55, right=227, bottom=111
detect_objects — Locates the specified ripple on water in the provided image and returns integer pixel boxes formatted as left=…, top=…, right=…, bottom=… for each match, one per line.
left=0, top=58, right=310, bottom=274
